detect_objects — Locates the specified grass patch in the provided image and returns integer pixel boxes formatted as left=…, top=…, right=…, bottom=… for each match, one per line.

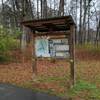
left=68, top=80, right=100, bottom=99
left=37, top=76, right=68, bottom=83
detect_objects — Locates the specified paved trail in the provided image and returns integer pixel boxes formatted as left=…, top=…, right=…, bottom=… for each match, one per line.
left=0, top=84, right=65, bottom=100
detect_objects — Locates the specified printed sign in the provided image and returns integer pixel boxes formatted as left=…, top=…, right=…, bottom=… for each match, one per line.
left=35, top=38, right=70, bottom=58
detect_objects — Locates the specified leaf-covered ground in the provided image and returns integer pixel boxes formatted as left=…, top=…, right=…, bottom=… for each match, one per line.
left=0, top=62, right=33, bottom=85
left=0, top=48, right=100, bottom=100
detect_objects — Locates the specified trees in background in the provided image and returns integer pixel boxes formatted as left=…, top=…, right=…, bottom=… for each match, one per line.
left=0, top=0, right=100, bottom=45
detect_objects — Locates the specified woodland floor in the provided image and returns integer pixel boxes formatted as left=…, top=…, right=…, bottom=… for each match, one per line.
left=0, top=48, right=100, bottom=100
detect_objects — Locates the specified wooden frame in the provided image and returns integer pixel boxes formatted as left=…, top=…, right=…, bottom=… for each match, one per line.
left=21, top=16, right=76, bottom=87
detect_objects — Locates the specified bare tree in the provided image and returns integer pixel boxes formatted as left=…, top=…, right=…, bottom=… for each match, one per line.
left=41, top=0, right=47, bottom=18
left=58, top=0, right=64, bottom=16
left=37, top=0, right=39, bottom=19
left=79, top=0, right=83, bottom=44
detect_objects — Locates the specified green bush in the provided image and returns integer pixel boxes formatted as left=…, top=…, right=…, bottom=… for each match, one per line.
left=0, top=26, right=22, bottom=62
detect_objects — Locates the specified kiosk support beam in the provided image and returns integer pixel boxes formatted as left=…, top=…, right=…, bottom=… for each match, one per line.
left=69, top=25, right=76, bottom=87
left=32, top=32, right=37, bottom=78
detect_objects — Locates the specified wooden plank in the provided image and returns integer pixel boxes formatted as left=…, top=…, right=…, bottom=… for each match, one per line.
left=36, top=35, right=69, bottom=40
left=21, top=16, right=75, bottom=26
left=36, top=57, right=70, bottom=61
left=21, top=16, right=69, bottom=24
left=23, top=19, right=66, bottom=27
left=34, top=31, right=70, bottom=36
left=26, top=25, right=70, bottom=32
left=49, top=36, right=69, bottom=39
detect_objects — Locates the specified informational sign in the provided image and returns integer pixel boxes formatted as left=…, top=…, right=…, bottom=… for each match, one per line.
left=35, top=39, right=50, bottom=57
left=35, top=38, right=70, bottom=58
left=49, top=39, right=70, bottom=58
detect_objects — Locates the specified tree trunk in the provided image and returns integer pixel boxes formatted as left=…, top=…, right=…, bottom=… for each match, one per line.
left=58, top=0, right=64, bottom=16
left=37, top=0, right=39, bottom=19
left=79, top=0, right=82, bottom=44
left=41, top=0, right=47, bottom=18
left=87, top=3, right=90, bottom=43
left=83, top=0, right=87, bottom=43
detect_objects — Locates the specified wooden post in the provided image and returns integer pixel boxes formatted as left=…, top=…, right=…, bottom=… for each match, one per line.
left=21, top=26, right=27, bottom=64
left=69, top=25, right=75, bottom=87
left=32, top=32, right=37, bottom=78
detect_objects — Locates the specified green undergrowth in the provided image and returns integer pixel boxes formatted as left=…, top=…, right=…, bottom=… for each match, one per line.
left=68, top=80, right=100, bottom=99
left=0, top=27, right=21, bottom=63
